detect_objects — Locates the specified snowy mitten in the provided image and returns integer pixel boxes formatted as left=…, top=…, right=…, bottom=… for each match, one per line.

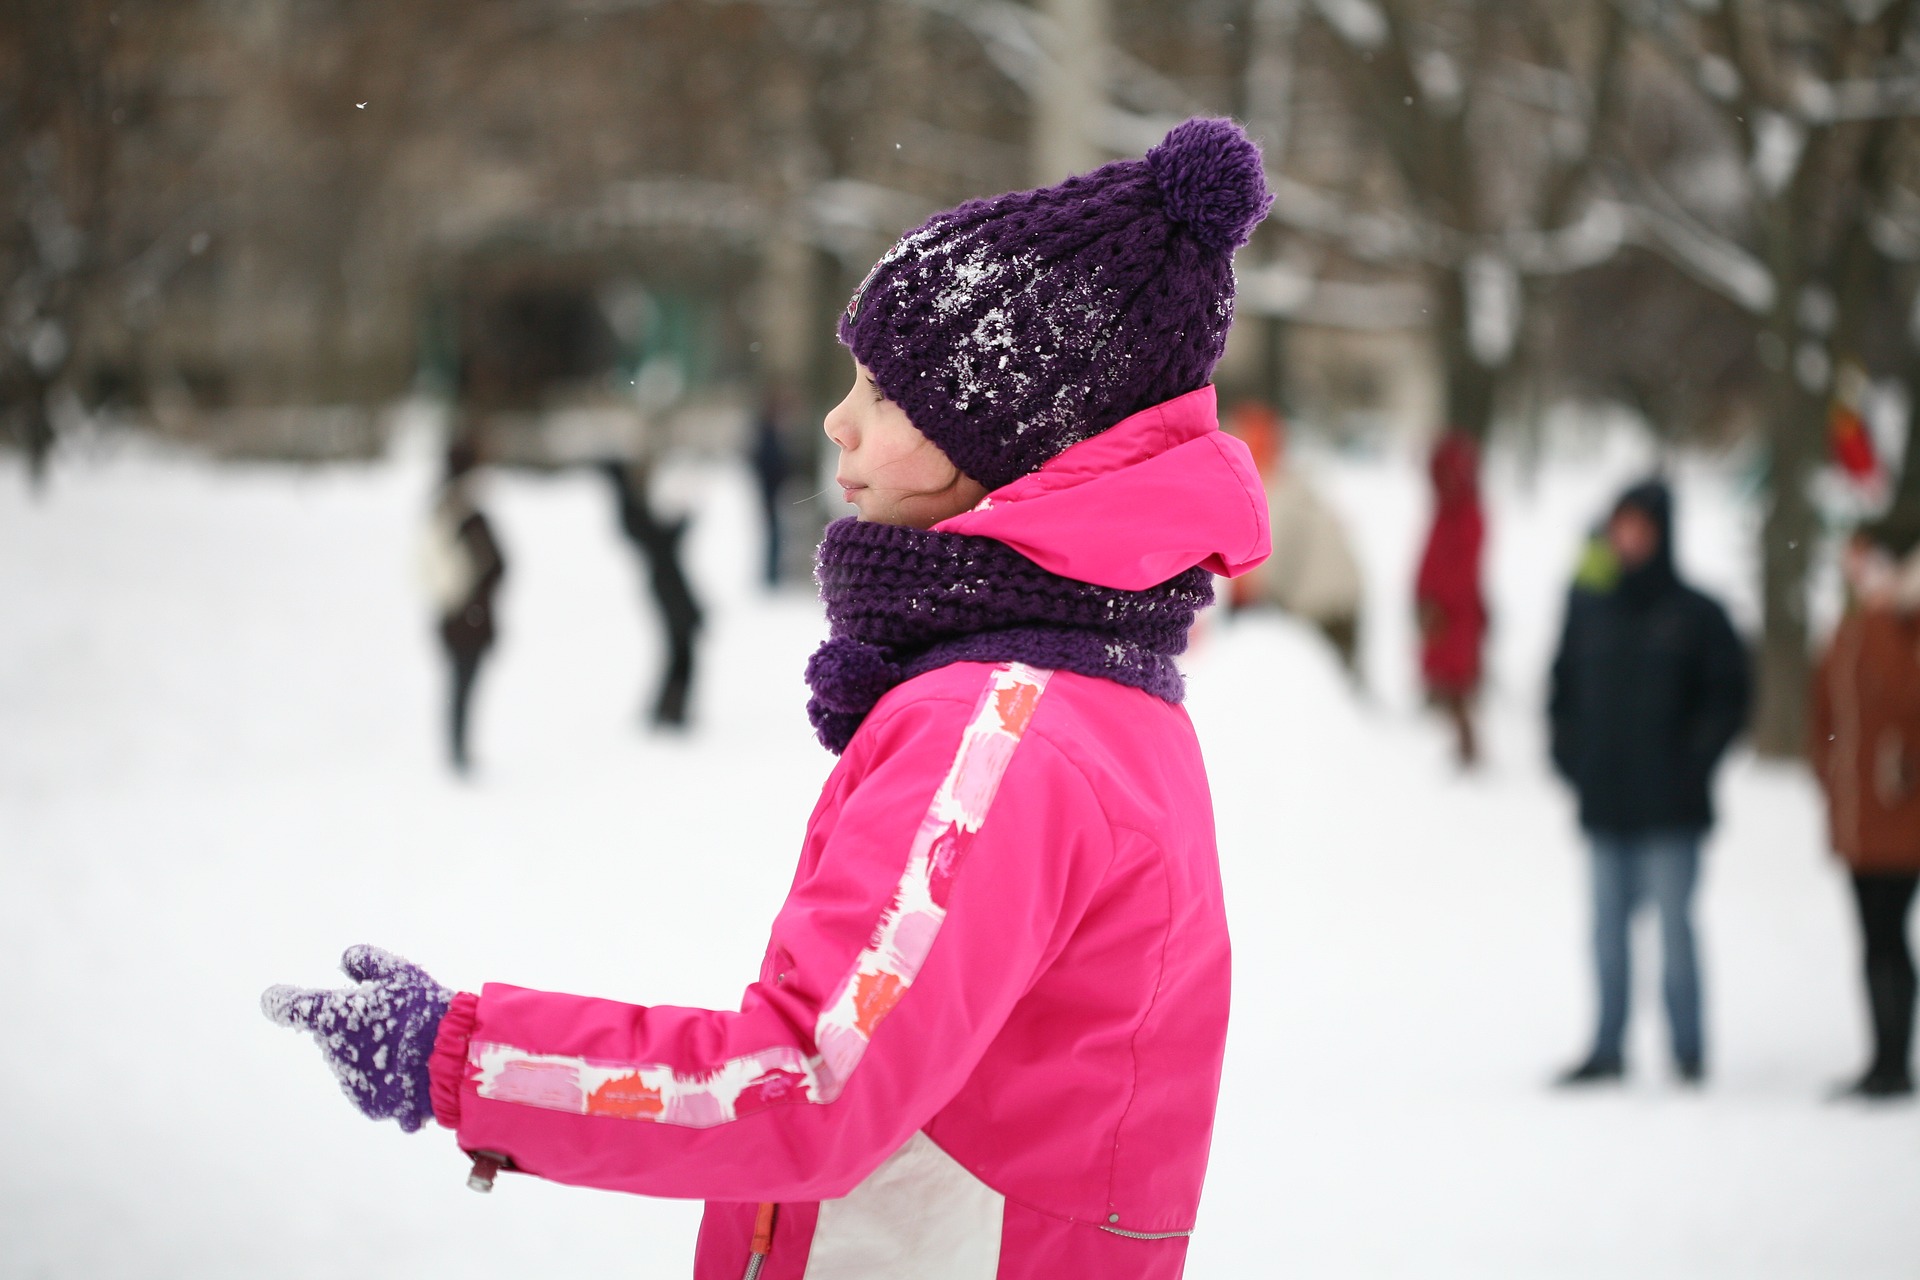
left=261, top=945, right=452, bottom=1133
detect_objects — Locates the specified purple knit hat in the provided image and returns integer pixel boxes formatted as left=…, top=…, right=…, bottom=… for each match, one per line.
left=838, top=117, right=1272, bottom=492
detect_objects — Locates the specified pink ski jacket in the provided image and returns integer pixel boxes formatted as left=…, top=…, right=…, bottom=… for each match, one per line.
left=427, top=386, right=1269, bottom=1279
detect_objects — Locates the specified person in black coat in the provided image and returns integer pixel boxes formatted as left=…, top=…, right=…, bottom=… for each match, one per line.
left=425, top=440, right=507, bottom=773
left=603, top=460, right=704, bottom=728
left=1549, top=478, right=1750, bottom=1086
left=750, top=396, right=792, bottom=589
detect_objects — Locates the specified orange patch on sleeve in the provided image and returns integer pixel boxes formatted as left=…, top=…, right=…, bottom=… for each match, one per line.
left=587, top=1073, right=665, bottom=1119
left=852, top=970, right=906, bottom=1038
left=993, top=681, right=1041, bottom=735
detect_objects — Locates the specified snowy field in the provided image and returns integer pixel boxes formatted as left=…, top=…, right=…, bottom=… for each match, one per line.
left=3, top=415, right=1916, bottom=1278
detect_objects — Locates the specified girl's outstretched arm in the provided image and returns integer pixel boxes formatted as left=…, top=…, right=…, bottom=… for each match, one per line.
left=434, top=664, right=1112, bottom=1203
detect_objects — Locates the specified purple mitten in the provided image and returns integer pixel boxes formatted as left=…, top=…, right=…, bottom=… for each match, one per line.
left=262, top=945, right=452, bottom=1133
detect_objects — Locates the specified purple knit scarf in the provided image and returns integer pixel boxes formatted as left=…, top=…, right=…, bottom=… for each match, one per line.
left=805, top=517, right=1213, bottom=753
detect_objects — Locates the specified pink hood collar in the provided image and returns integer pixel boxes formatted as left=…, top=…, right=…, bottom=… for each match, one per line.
left=934, top=385, right=1271, bottom=591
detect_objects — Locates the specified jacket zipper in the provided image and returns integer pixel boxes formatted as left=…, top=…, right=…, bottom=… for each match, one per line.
left=741, top=1202, right=777, bottom=1280
left=1098, top=1224, right=1194, bottom=1240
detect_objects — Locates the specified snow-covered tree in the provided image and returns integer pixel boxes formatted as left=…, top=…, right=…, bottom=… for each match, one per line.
left=1613, top=0, right=1920, bottom=756
left=1287, top=0, right=1629, bottom=441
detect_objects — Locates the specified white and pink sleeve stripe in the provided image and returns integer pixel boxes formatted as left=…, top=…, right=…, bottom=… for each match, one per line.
left=467, top=662, right=1052, bottom=1128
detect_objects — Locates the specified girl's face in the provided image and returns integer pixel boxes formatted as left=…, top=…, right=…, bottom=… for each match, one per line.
left=824, top=362, right=987, bottom=528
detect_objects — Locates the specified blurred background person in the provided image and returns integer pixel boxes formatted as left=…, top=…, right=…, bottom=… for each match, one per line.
left=750, top=391, right=794, bottom=589
left=419, top=437, right=506, bottom=774
left=1809, top=522, right=1920, bottom=1100
left=1416, top=431, right=1486, bottom=765
left=1230, top=400, right=1364, bottom=683
left=1550, top=479, right=1750, bottom=1086
left=603, top=459, right=704, bottom=729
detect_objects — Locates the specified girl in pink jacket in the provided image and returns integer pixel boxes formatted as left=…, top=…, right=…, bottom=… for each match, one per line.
left=264, top=117, right=1272, bottom=1280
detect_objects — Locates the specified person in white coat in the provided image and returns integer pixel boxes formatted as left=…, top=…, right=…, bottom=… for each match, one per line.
left=419, top=439, right=506, bottom=772
left=1230, top=402, right=1364, bottom=681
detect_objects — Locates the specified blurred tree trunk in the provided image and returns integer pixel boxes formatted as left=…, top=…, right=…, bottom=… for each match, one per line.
left=1306, top=1, right=1622, bottom=445
left=294, top=4, right=429, bottom=405
left=1613, top=0, right=1918, bottom=757
left=1749, top=156, right=1825, bottom=758
left=0, top=0, right=122, bottom=489
left=1752, top=354, right=1825, bottom=757
left=1342, top=5, right=1500, bottom=443
left=1832, top=115, right=1920, bottom=533
left=1754, top=9, right=1911, bottom=757
left=1240, top=0, right=1298, bottom=417
left=1032, top=0, right=1107, bottom=184
left=1892, top=354, right=1920, bottom=526
left=1433, top=267, right=1500, bottom=439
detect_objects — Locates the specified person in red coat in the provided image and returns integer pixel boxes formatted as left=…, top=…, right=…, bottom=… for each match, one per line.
left=1416, top=431, right=1487, bottom=766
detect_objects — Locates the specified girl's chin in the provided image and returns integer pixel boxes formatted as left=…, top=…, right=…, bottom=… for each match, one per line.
left=854, top=507, right=928, bottom=530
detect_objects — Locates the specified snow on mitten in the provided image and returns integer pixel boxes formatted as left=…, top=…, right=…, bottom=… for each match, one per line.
left=262, top=945, right=452, bottom=1133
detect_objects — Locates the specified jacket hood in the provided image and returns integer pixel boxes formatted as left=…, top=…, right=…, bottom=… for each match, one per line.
left=932, top=385, right=1272, bottom=591
left=1613, top=477, right=1672, bottom=537
left=1612, top=477, right=1677, bottom=601
left=1429, top=432, right=1480, bottom=506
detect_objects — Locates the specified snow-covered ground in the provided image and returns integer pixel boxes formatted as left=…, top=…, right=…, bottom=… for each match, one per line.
left=3, top=418, right=1915, bottom=1278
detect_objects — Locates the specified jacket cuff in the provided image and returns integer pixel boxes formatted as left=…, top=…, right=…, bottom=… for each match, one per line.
left=429, top=991, right=480, bottom=1130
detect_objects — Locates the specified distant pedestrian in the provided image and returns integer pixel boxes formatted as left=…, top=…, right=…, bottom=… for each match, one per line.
left=1225, top=400, right=1276, bottom=616
left=751, top=394, right=793, bottom=588
left=1235, top=404, right=1364, bottom=681
left=1416, top=431, right=1486, bottom=765
left=1550, top=478, right=1749, bottom=1086
left=1809, top=522, right=1920, bottom=1099
left=603, top=460, right=704, bottom=728
left=419, top=438, right=506, bottom=773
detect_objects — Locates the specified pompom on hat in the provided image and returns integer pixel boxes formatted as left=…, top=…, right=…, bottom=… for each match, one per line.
left=839, top=117, right=1272, bottom=492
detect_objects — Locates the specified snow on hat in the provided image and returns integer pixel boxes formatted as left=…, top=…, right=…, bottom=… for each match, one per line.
left=838, top=117, right=1273, bottom=492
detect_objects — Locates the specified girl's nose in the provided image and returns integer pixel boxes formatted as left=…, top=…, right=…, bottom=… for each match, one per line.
left=823, top=401, right=855, bottom=451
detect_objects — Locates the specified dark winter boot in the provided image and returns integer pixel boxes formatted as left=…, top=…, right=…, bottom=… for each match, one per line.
left=653, top=652, right=693, bottom=729
left=1833, top=1066, right=1915, bottom=1099
left=1843, top=961, right=1918, bottom=1100
left=1874, top=958, right=1916, bottom=1072
left=1553, top=1054, right=1624, bottom=1087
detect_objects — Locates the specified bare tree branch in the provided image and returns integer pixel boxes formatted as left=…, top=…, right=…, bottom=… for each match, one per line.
left=1608, top=159, right=1777, bottom=311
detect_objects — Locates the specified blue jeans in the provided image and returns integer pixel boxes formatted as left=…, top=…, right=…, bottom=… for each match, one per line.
left=1588, top=831, right=1704, bottom=1068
